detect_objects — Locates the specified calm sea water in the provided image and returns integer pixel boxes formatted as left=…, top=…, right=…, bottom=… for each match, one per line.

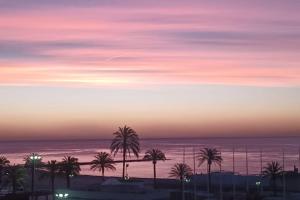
left=0, top=137, right=300, bottom=178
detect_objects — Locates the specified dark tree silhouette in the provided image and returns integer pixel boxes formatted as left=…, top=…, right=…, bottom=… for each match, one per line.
left=143, top=149, right=166, bottom=188
left=0, top=156, right=10, bottom=186
left=90, top=152, right=116, bottom=180
left=197, top=148, right=222, bottom=193
left=40, top=160, right=60, bottom=194
left=59, top=156, right=80, bottom=189
left=169, top=163, right=193, bottom=197
left=5, top=165, right=25, bottom=194
left=110, top=125, right=140, bottom=179
left=263, top=161, right=283, bottom=196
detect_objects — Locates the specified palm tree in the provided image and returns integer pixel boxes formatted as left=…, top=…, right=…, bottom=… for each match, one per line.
left=197, top=148, right=222, bottom=193
left=169, top=163, right=193, bottom=198
left=59, top=156, right=80, bottom=189
left=90, top=152, right=116, bottom=180
left=0, top=156, right=10, bottom=186
left=143, top=149, right=166, bottom=188
left=5, top=165, right=26, bottom=194
left=262, top=161, right=283, bottom=196
left=110, top=125, right=140, bottom=180
left=41, top=160, right=60, bottom=194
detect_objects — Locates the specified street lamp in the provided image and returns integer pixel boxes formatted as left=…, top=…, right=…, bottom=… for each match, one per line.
left=29, top=153, right=41, bottom=196
left=55, top=193, right=69, bottom=199
left=256, top=181, right=261, bottom=192
left=184, top=177, right=191, bottom=183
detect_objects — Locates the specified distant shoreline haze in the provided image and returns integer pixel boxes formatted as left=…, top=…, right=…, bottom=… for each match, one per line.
left=1, top=135, right=300, bottom=142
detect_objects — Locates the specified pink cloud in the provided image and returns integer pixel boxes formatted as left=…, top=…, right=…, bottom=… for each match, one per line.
left=0, top=1, right=300, bottom=87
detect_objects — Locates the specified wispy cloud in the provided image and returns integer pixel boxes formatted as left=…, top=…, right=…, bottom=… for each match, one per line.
left=0, top=0, right=300, bottom=87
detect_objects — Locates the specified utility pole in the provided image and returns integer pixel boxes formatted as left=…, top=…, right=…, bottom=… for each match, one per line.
left=260, top=148, right=263, bottom=193
left=220, top=148, right=223, bottom=200
left=193, top=147, right=196, bottom=200
left=246, top=146, right=249, bottom=194
left=233, top=146, right=236, bottom=200
left=282, top=147, right=286, bottom=200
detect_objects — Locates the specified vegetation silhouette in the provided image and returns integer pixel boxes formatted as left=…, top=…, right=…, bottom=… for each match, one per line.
left=59, top=156, right=81, bottom=189
left=0, top=156, right=10, bottom=186
left=4, top=164, right=26, bottom=194
left=143, top=149, right=166, bottom=188
left=0, top=134, right=296, bottom=200
left=110, top=125, right=140, bottom=180
left=197, top=148, right=222, bottom=193
left=40, top=160, right=60, bottom=195
left=263, top=161, right=283, bottom=196
left=90, top=152, right=116, bottom=180
left=169, top=163, right=193, bottom=197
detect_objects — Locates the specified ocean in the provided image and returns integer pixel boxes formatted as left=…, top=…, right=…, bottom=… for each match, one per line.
left=0, top=137, right=300, bottom=178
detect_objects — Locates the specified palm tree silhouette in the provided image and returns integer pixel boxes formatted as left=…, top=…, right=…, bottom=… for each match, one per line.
left=143, top=149, right=166, bottom=188
left=169, top=163, right=193, bottom=198
left=5, top=164, right=25, bottom=194
left=91, top=152, right=116, bottom=180
left=262, top=161, right=283, bottom=196
left=0, top=156, right=10, bottom=186
left=110, top=125, right=140, bottom=180
left=41, top=160, right=60, bottom=194
left=59, top=156, right=80, bottom=189
left=197, top=148, right=222, bottom=193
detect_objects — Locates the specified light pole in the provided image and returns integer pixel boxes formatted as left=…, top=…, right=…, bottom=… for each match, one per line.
left=29, top=153, right=41, bottom=197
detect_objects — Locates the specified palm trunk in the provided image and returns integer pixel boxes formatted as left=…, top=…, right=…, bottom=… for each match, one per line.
left=122, top=146, right=126, bottom=180
left=51, top=175, right=55, bottom=194
left=12, top=176, right=16, bottom=194
left=31, top=162, right=35, bottom=194
left=180, top=177, right=184, bottom=200
left=272, top=178, right=277, bottom=196
left=51, top=174, right=55, bottom=200
left=0, top=167, right=2, bottom=186
left=153, top=162, right=157, bottom=188
left=66, top=174, right=70, bottom=189
left=102, top=166, right=105, bottom=181
left=12, top=182, right=16, bottom=194
left=208, top=163, right=211, bottom=193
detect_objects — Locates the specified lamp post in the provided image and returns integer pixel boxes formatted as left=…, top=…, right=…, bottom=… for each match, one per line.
left=29, top=153, right=41, bottom=197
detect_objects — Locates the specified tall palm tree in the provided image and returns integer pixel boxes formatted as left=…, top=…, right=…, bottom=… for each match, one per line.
left=262, top=161, right=283, bottom=196
left=0, top=156, right=10, bottom=186
left=169, top=163, right=193, bottom=198
left=143, top=149, right=166, bottom=188
left=59, top=156, right=80, bottom=189
left=41, top=160, right=60, bottom=194
left=110, top=125, right=140, bottom=180
left=197, top=148, right=222, bottom=193
left=5, top=164, right=26, bottom=194
left=90, top=152, right=116, bottom=180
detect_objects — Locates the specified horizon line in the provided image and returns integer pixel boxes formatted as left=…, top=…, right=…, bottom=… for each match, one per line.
left=1, top=135, right=300, bottom=143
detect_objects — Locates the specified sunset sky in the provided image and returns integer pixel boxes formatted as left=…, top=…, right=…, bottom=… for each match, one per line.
left=0, top=0, right=300, bottom=140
